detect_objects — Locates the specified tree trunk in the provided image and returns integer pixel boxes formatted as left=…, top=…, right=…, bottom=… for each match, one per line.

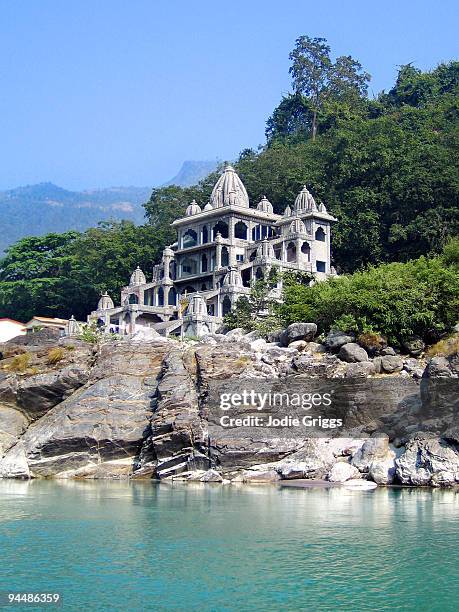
left=311, top=110, right=317, bottom=141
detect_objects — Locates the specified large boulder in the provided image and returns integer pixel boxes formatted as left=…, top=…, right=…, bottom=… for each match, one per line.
left=338, top=343, right=369, bottom=363
left=351, top=435, right=396, bottom=484
left=395, top=435, right=459, bottom=486
left=280, top=323, right=317, bottom=347
left=324, top=330, right=355, bottom=352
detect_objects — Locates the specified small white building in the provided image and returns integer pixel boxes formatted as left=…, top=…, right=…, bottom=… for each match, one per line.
left=25, top=317, right=68, bottom=334
left=0, top=318, right=26, bottom=342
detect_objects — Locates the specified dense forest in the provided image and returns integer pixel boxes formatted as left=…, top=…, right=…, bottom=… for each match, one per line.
left=0, top=36, right=458, bottom=326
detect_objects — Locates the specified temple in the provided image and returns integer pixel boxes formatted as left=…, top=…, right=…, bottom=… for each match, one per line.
left=88, top=165, right=337, bottom=338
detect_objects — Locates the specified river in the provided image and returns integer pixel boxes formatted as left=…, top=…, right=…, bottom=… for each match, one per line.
left=0, top=480, right=457, bottom=611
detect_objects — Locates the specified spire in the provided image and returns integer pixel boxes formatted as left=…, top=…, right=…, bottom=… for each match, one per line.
left=210, top=165, right=249, bottom=208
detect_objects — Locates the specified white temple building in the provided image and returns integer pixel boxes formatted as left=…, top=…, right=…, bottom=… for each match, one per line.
left=88, top=165, right=337, bottom=338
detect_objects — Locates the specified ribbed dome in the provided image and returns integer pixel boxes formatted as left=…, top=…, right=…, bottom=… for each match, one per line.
left=210, top=165, right=249, bottom=208
left=289, top=218, right=307, bottom=234
left=283, top=205, right=292, bottom=217
left=186, top=200, right=202, bottom=215
left=98, top=292, right=114, bottom=310
left=130, top=266, right=146, bottom=286
left=293, top=186, right=317, bottom=212
left=203, top=202, right=213, bottom=211
left=257, top=196, right=273, bottom=214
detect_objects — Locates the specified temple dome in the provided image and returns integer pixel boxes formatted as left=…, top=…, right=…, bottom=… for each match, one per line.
left=203, top=202, right=213, bottom=211
left=257, top=196, right=273, bottom=214
left=289, top=217, right=307, bottom=234
left=283, top=205, right=292, bottom=217
left=130, top=266, right=146, bottom=286
left=98, top=292, right=114, bottom=310
left=210, top=165, right=249, bottom=208
left=186, top=200, right=202, bottom=215
left=293, top=186, right=317, bottom=212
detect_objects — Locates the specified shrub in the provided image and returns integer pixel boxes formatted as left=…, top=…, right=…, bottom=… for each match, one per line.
left=46, top=347, right=65, bottom=365
left=278, top=244, right=459, bottom=346
left=426, top=334, right=459, bottom=358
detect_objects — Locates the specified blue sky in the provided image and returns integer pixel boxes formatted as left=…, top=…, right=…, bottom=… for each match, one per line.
left=0, top=0, right=457, bottom=190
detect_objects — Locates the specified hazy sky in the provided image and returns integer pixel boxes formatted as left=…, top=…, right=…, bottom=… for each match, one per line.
left=0, top=0, right=457, bottom=190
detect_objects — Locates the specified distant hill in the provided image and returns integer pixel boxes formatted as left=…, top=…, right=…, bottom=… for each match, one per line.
left=163, top=160, right=218, bottom=187
left=0, top=183, right=151, bottom=254
left=0, top=160, right=218, bottom=254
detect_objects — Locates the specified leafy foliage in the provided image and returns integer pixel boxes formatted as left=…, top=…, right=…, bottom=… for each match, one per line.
left=278, top=240, right=459, bottom=345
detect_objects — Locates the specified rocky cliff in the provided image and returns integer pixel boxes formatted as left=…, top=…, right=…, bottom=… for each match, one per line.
left=0, top=327, right=457, bottom=486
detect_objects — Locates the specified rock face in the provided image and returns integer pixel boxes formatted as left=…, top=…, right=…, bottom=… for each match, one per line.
left=0, top=334, right=457, bottom=487
left=395, top=436, right=459, bottom=486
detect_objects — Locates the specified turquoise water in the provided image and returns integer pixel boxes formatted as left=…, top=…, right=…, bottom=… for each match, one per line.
left=0, top=481, right=458, bottom=611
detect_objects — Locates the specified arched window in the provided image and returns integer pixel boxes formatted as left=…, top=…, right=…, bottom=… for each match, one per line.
left=255, top=267, right=263, bottom=280
left=221, top=247, right=229, bottom=267
left=234, top=221, right=248, bottom=240
left=128, top=293, right=139, bottom=304
left=222, top=296, right=232, bottom=316
left=301, top=242, right=311, bottom=261
left=182, top=229, right=197, bottom=248
left=242, top=268, right=251, bottom=287
left=212, top=220, right=229, bottom=239
left=181, top=258, right=197, bottom=276
left=286, top=242, right=296, bottom=262
left=315, top=227, right=326, bottom=242
left=157, top=287, right=164, bottom=306
left=201, top=283, right=207, bottom=291
left=274, top=245, right=282, bottom=260
left=252, top=225, right=261, bottom=241
left=201, top=253, right=208, bottom=272
left=168, top=287, right=176, bottom=306
left=202, top=226, right=209, bottom=244
left=249, top=250, right=257, bottom=261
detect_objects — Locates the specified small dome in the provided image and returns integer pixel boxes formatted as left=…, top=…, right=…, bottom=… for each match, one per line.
left=289, top=218, right=307, bottom=234
left=186, top=200, right=201, bottom=216
left=163, top=246, right=174, bottom=257
left=293, top=186, right=317, bottom=212
left=98, top=292, right=114, bottom=310
left=210, top=165, right=249, bottom=208
left=257, top=196, right=273, bottom=214
left=318, top=201, right=327, bottom=213
left=130, top=266, right=146, bottom=286
left=203, top=202, right=213, bottom=211
left=186, top=292, right=207, bottom=316
left=283, top=205, right=292, bottom=217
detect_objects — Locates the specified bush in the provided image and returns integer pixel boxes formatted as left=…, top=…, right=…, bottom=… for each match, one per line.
left=278, top=244, right=459, bottom=345
left=426, top=334, right=459, bottom=358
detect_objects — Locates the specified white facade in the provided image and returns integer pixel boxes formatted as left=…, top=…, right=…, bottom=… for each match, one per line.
left=0, top=319, right=26, bottom=342
left=89, top=165, right=337, bottom=337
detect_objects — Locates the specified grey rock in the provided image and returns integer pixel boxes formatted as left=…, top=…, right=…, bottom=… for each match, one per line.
left=402, top=336, right=425, bottom=357
left=200, top=469, right=223, bottom=482
left=351, top=435, right=391, bottom=473
left=266, top=329, right=284, bottom=343
left=345, top=362, right=375, bottom=377
left=225, top=328, right=246, bottom=339
left=381, top=347, right=396, bottom=356
left=423, top=357, right=452, bottom=378
left=327, top=462, right=360, bottom=482
left=324, top=330, right=355, bottom=352
left=395, top=436, right=459, bottom=486
left=381, top=355, right=403, bottom=373
left=280, top=322, right=317, bottom=347
left=338, top=343, right=369, bottom=363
